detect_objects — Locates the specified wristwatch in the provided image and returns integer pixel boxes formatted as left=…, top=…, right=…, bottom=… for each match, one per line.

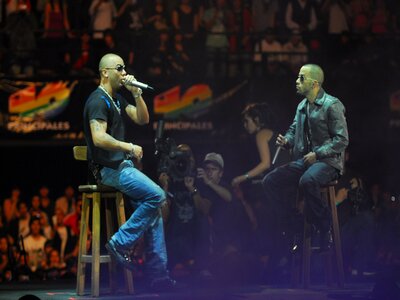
left=191, top=188, right=198, bottom=196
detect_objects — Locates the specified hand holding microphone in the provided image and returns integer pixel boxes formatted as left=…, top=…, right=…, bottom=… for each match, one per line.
left=276, top=134, right=288, bottom=147
left=272, top=134, right=288, bottom=166
left=122, top=74, right=154, bottom=91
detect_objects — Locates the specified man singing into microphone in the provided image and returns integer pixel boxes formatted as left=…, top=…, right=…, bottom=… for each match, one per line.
left=262, top=64, right=349, bottom=272
left=83, top=53, right=175, bottom=291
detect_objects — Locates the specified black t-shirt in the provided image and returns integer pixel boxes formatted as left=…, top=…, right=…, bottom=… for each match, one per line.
left=200, top=181, right=237, bottom=242
left=83, top=87, right=129, bottom=169
left=167, top=180, right=197, bottom=235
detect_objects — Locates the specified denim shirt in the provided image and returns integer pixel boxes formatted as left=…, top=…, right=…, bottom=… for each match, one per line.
left=284, top=88, right=349, bottom=174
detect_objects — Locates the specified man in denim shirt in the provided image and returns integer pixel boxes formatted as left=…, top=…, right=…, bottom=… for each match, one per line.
left=83, top=53, right=175, bottom=291
left=262, top=64, right=349, bottom=257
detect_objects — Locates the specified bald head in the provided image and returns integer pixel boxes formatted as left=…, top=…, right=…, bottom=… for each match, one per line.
left=303, top=64, right=324, bottom=86
left=98, top=53, right=122, bottom=72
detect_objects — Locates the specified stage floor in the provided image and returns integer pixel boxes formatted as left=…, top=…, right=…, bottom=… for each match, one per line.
left=0, top=279, right=375, bottom=300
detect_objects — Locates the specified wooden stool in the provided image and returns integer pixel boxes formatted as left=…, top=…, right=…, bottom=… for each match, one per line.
left=74, top=146, right=134, bottom=297
left=292, top=181, right=345, bottom=288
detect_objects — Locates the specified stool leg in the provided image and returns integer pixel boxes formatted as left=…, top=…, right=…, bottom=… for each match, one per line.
left=302, top=220, right=312, bottom=288
left=105, top=200, right=117, bottom=293
left=92, top=192, right=101, bottom=297
left=77, top=193, right=90, bottom=295
left=115, top=192, right=134, bottom=294
left=329, top=186, right=345, bottom=287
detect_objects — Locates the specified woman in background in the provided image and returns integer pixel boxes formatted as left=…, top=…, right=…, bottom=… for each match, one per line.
left=231, top=103, right=276, bottom=187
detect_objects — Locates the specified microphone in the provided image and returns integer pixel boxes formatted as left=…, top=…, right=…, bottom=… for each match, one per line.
left=272, top=146, right=282, bottom=166
left=123, top=78, right=154, bottom=90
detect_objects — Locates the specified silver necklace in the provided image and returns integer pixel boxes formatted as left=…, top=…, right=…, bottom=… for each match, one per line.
left=99, top=85, right=121, bottom=114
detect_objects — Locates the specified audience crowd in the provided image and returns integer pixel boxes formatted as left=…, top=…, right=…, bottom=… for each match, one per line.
left=0, top=0, right=400, bottom=287
left=0, top=0, right=399, bottom=78
left=1, top=149, right=399, bottom=285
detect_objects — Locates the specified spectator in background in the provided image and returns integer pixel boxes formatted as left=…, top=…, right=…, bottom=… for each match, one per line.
left=67, top=31, right=96, bottom=75
left=285, top=0, right=318, bottom=34
left=349, top=0, right=371, bottom=34
left=40, top=0, right=72, bottom=74
left=321, top=0, right=351, bottom=34
left=168, top=31, right=191, bottom=77
left=55, top=185, right=76, bottom=216
left=115, top=0, right=144, bottom=72
left=23, top=217, right=47, bottom=275
left=144, top=0, right=171, bottom=60
left=0, top=236, right=13, bottom=282
left=63, top=198, right=81, bottom=238
left=253, top=28, right=283, bottom=76
left=17, top=202, right=31, bottom=239
left=146, top=30, right=172, bottom=77
left=52, top=208, right=74, bottom=262
left=29, top=195, right=43, bottom=220
left=370, top=0, right=389, bottom=35
left=4, top=1, right=37, bottom=77
left=39, top=186, right=53, bottom=221
left=144, top=0, right=170, bottom=33
left=171, top=0, right=199, bottom=52
left=39, top=211, right=53, bottom=241
left=227, top=0, right=253, bottom=77
left=68, top=0, right=90, bottom=31
left=252, top=0, right=280, bottom=33
left=282, top=29, right=308, bottom=74
left=89, top=0, right=117, bottom=39
left=2, top=187, right=21, bottom=230
left=202, top=0, right=230, bottom=78
left=43, top=249, right=66, bottom=280
left=43, top=0, right=71, bottom=39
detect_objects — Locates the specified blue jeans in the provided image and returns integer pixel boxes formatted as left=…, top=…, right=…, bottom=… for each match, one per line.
left=100, top=160, right=168, bottom=279
left=262, top=159, right=339, bottom=232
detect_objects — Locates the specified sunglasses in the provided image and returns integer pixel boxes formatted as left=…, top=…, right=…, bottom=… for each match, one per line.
left=103, top=64, right=126, bottom=72
left=298, top=74, right=318, bottom=84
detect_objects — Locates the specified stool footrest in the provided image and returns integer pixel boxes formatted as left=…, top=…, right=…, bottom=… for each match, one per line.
left=78, top=184, right=118, bottom=193
left=81, top=254, right=112, bottom=264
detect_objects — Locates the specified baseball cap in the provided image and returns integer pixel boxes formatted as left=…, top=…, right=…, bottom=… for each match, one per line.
left=203, top=152, right=224, bottom=169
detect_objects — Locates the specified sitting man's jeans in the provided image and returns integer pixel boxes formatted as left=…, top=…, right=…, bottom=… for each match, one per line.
left=101, top=160, right=168, bottom=279
left=262, top=159, right=339, bottom=232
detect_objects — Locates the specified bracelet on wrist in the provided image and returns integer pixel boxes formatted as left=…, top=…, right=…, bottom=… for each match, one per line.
left=244, top=173, right=250, bottom=180
left=134, top=88, right=143, bottom=99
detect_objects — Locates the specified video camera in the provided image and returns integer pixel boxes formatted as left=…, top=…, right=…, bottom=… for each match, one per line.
left=154, top=120, right=195, bottom=181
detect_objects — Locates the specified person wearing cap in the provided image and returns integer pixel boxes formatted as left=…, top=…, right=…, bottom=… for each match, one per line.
left=197, top=153, right=241, bottom=279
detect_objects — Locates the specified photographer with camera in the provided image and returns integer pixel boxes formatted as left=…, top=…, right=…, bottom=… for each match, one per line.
left=157, top=144, right=212, bottom=279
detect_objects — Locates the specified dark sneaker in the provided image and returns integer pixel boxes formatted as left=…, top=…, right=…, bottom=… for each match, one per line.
left=318, top=229, right=333, bottom=253
left=105, top=240, right=134, bottom=271
left=149, top=276, right=177, bottom=293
